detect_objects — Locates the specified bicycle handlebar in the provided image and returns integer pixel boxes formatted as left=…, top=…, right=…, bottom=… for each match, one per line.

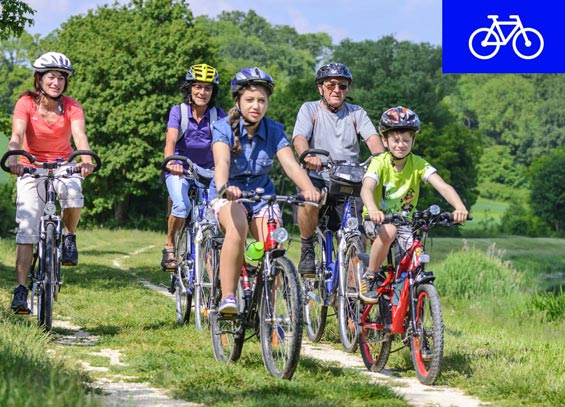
left=298, top=148, right=376, bottom=170
left=365, top=205, right=473, bottom=229
left=1, top=149, right=102, bottom=173
left=233, top=187, right=318, bottom=207
left=161, top=155, right=214, bottom=184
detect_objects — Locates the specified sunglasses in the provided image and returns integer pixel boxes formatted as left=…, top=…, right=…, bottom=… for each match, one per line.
left=193, top=84, right=213, bottom=92
left=323, top=82, right=349, bottom=91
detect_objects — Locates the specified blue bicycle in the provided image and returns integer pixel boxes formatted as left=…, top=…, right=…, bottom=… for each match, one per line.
left=299, top=149, right=373, bottom=352
left=162, top=155, right=216, bottom=330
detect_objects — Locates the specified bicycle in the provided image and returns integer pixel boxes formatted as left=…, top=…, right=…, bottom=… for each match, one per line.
left=298, top=149, right=372, bottom=352
left=208, top=188, right=315, bottom=379
left=1, top=149, right=101, bottom=332
left=161, top=155, right=216, bottom=330
left=468, top=15, right=544, bottom=60
left=358, top=205, right=471, bottom=385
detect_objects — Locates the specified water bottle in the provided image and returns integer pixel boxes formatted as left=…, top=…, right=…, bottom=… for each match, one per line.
left=244, top=241, right=265, bottom=268
left=393, top=272, right=407, bottom=305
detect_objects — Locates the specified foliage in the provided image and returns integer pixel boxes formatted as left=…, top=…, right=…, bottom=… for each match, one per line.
left=0, top=181, right=16, bottom=237
left=41, top=0, right=216, bottom=226
left=0, top=0, right=35, bottom=40
left=499, top=202, right=549, bottom=237
left=529, top=287, right=565, bottom=322
left=528, top=148, right=565, bottom=233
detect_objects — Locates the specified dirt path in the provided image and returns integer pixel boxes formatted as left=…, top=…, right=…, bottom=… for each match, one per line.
left=51, top=274, right=486, bottom=407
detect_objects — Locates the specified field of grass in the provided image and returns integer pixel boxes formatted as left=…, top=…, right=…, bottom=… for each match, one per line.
left=0, top=228, right=563, bottom=407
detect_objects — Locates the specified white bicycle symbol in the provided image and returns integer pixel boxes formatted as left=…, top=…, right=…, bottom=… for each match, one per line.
left=468, top=15, right=544, bottom=60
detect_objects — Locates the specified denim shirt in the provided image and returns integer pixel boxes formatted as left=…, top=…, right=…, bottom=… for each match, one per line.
left=209, top=116, right=290, bottom=200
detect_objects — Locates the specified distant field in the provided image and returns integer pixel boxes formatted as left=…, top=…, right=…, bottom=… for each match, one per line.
left=466, top=197, right=510, bottom=230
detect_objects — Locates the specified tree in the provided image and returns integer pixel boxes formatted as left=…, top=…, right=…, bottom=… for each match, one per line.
left=44, top=0, right=217, bottom=226
left=528, top=148, right=565, bottom=233
left=0, top=0, right=35, bottom=39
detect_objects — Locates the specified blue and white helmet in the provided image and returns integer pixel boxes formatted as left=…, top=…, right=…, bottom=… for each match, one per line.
left=33, top=52, right=74, bottom=77
left=230, top=67, right=275, bottom=97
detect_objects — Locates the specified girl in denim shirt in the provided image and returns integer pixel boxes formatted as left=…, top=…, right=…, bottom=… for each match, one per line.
left=210, top=67, right=320, bottom=314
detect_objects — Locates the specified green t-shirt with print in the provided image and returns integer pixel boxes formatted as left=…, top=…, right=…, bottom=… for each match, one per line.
left=362, top=152, right=437, bottom=216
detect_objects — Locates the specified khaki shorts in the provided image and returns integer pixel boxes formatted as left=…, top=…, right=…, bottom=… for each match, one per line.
left=16, top=166, right=84, bottom=244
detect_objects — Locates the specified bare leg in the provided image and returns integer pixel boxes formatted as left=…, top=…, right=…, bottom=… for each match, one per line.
left=16, top=244, right=33, bottom=286
left=218, top=202, right=248, bottom=300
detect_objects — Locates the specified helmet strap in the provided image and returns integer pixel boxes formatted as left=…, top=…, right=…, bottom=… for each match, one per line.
left=39, top=89, right=64, bottom=114
left=235, top=102, right=258, bottom=128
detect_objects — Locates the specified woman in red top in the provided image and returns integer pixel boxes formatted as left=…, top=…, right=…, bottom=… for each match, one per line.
left=6, top=52, right=96, bottom=314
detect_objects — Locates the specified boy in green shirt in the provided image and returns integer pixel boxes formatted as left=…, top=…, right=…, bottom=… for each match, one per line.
left=359, top=106, right=468, bottom=304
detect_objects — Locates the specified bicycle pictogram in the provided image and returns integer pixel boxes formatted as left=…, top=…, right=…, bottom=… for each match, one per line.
left=468, top=15, right=544, bottom=60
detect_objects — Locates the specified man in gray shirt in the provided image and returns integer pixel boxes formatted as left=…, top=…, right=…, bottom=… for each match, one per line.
left=292, top=62, right=385, bottom=275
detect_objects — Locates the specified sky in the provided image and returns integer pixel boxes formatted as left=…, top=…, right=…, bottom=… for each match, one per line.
left=25, top=0, right=442, bottom=45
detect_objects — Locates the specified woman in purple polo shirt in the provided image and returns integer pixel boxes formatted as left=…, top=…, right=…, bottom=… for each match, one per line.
left=209, top=67, right=320, bottom=314
left=161, top=64, right=226, bottom=270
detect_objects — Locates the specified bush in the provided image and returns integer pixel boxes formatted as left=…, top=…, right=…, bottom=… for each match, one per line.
left=435, top=242, right=524, bottom=300
left=0, top=182, right=16, bottom=238
left=499, top=202, right=549, bottom=237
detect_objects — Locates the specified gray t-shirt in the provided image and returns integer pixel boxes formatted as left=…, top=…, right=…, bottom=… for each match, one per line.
left=292, top=100, right=377, bottom=179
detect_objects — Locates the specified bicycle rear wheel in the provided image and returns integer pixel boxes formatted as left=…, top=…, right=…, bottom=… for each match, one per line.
left=39, top=223, right=57, bottom=332
left=338, top=237, right=362, bottom=353
left=358, top=303, right=392, bottom=372
left=302, top=229, right=327, bottom=342
left=194, top=227, right=214, bottom=331
left=174, top=226, right=191, bottom=324
left=260, top=256, right=303, bottom=380
left=411, top=283, right=444, bottom=385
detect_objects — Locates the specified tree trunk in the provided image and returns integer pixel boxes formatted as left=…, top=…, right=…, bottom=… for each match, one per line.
left=114, top=194, right=130, bottom=225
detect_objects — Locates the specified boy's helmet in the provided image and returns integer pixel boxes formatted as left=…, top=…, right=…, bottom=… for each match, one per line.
left=230, top=67, right=275, bottom=97
left=379, top=106, right=420, bottom=134
left=32, top=52, right=74, bottom=77
left=186, top=63, right=219, bottom=85
left=315, top=62, right=352, bottom=84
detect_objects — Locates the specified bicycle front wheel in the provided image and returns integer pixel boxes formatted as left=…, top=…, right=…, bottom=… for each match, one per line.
left=338, top=237, right=362, bottom=353
left=302, top=229, right=327, bottom=342
left=194, top=227, right=215, bottom=331
left=358, top=303, right=392, bottom=372
left=209, top=237, right=244, bottom=363
left=260, top=256, right=303, bottom=380
left=39, top=223, right=57, bottom=332
left=174, top=226, right=191, bottom=325
left=411, top=283, right=444, bottom=385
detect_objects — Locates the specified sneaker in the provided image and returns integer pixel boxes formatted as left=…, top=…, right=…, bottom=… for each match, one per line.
left=11, top=285, right=31, bottom=314
left=219, top=295, right=238, bottom=315
left=359, top=271, right=379, bottom=303
left=298, top=245, right=315, bottom=277
left=62, top=233, right=78, bottom=266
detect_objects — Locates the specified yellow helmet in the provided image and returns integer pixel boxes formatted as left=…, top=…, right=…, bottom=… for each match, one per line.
left=186, top=63, right=219, bottom=85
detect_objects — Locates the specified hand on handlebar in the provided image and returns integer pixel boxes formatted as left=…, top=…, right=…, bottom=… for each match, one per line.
left=301, top=188, right=321, bottom=204
left=367, top=208, right=385, bottom=224
left=77, top=161, right=96, bottom=178
left=222, top=185, right=243, bottom=201
left=303, top=155, right=323, bottom=171
left=451, top=208, right=469, bottom=224
left=7, top=156, right=24, bottom=176
left=165, top=161, right=185, bottom=176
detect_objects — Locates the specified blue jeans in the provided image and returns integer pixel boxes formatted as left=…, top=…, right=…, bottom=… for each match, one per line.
left=166, top=175, right=197, bottom=219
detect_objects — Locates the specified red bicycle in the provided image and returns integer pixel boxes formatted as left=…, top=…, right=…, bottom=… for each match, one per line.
left=358, top=205, right=471, bottom=385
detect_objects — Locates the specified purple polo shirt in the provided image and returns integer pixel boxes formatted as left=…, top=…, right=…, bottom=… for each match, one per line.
left=167, top=104, right=226, bottom=169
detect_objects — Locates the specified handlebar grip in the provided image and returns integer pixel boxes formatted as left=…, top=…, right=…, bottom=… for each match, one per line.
left=68, top=150, right=102, bottom=172
left=161, top=155, right=192, bottom=172
left=0, top=150, right=36, bottom=172
left=298, top=148, right=329, bottom=164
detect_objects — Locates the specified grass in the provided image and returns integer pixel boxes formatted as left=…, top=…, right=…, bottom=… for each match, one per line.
left=0, top=228, right=564, bottom=407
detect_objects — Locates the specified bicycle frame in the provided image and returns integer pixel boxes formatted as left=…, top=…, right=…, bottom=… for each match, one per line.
left=483, top=15, right=527, bottom=46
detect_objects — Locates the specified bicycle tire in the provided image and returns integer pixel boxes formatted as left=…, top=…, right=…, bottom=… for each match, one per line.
left=39, top=223, right=57, bottom=332
left=358, top=303, right=392, bottom=372
left=411, top=283, right=444, bottom=385
left=260, top=256, right=303, bottom=380
left=337, top=237, right=362, bottom=353
left=209, top=238, right=244, bottom=363
left=174, top=226, right=191, bottom=325
left=302, top=229, right=327, bottom=342
left=194, top=227, right=214, bottom=331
